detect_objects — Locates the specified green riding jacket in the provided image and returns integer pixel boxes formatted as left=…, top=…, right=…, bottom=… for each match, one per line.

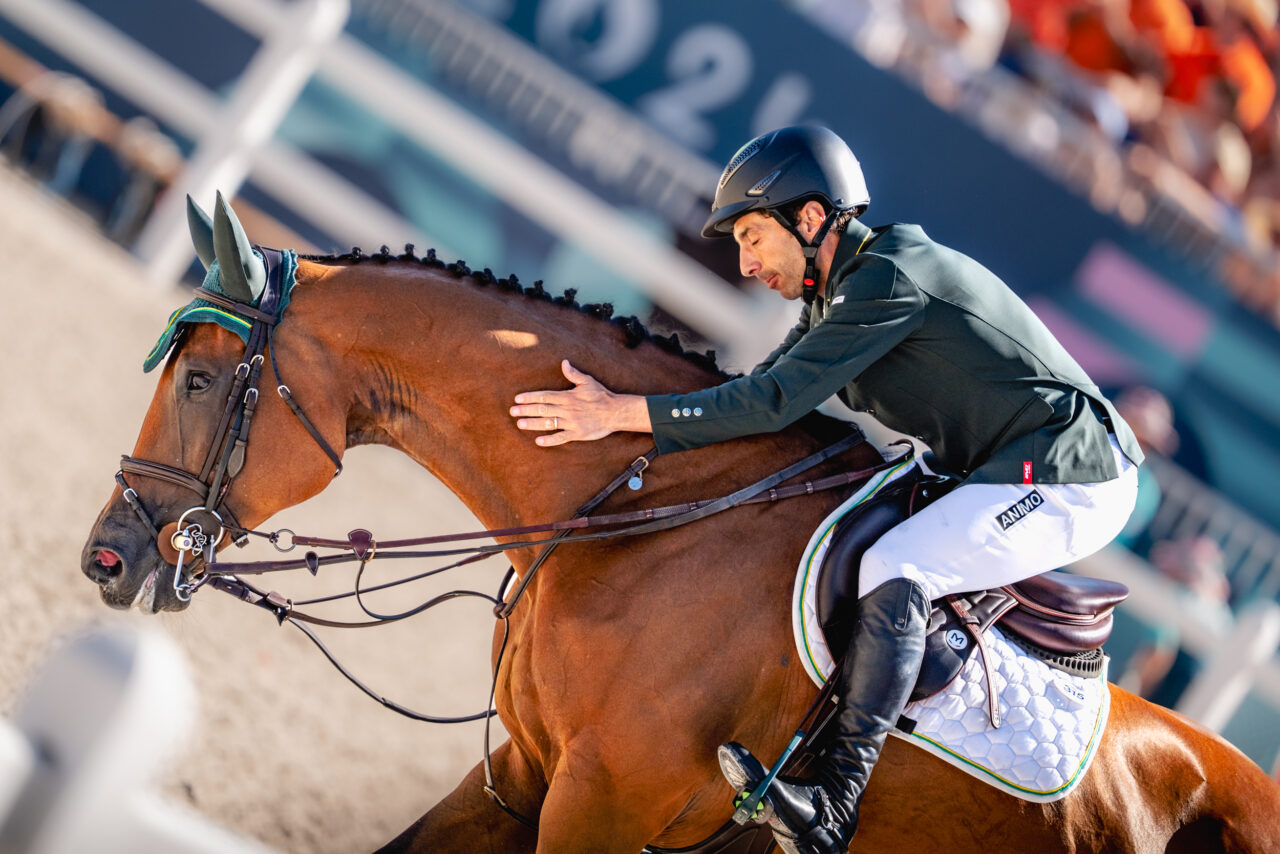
left=647, top=221, right=1143, bottom=484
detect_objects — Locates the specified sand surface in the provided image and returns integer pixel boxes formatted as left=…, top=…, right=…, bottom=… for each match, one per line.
left=0, top=165, right=505, bottom=853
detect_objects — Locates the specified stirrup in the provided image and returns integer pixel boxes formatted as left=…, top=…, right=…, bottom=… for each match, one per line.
left=732, top=790, right=772, bottom=824
left=718, top=743, right=775, bottom=825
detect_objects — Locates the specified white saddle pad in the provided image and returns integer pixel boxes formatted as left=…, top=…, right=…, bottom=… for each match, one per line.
left=791, top=458, right=1110, bottom=803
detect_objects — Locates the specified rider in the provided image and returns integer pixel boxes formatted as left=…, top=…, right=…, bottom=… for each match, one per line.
left=508, top=125, right=1143, bottom=853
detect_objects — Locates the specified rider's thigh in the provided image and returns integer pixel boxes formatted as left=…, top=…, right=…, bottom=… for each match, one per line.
left=859, top=437, right=1138, bottom=600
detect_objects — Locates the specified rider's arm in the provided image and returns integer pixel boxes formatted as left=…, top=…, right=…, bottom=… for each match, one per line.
left=646, top=255, right=925, bottom=454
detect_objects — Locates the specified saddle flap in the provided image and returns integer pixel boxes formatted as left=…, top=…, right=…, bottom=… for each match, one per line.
left=816, top=482, right=920, bottom=652
left=913, top=589, right=1016, bottom=702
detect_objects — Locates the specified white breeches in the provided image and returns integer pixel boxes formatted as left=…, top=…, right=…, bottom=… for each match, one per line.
left=858, top=436, right=1140, bottom=601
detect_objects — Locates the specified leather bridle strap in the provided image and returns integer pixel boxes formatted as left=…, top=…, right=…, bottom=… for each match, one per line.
left=121, top=456, right=214, bottom=497
left=117, top=458, right=247, bottom=537
left=269, top=323, right=343, bottom=478
left=195, top=287, right=280, bottom=325
left=115, top=247, right=334, bottom=557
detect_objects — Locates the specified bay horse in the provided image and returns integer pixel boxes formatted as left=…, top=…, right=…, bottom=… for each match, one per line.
left=82, top=198, right=1280, bottom=853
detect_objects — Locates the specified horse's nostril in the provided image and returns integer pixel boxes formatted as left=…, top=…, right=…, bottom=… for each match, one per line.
left=85, top=549, right=124, bottom=584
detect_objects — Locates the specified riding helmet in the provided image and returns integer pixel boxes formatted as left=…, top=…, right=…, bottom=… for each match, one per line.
left=702, top=126, right=870, bottom=239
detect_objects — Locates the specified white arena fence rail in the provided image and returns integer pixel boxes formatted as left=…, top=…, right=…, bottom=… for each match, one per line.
left=1143, top=455, right=1280, bottom=604
left=0, top=625, right=280, bottom=854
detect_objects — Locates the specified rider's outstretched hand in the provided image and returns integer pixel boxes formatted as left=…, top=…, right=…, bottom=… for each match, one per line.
left=510, top=360, right=651, bottom=446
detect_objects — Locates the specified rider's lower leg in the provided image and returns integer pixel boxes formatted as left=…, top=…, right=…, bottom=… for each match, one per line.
left=719, top=577, right=929, bottom=854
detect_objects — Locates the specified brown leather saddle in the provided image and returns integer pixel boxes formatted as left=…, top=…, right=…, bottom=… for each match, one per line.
left=815, top=466, right=1128, bottom=723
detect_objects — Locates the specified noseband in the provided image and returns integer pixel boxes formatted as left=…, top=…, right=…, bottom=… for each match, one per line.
left=116, top=247, right=342, bottom=599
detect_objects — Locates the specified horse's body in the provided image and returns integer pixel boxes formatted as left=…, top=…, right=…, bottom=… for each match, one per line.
left=85, top=251, right=1280, bottom=853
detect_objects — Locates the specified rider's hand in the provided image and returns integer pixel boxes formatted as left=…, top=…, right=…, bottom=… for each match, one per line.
left=510, top=360, right=651, bottom=446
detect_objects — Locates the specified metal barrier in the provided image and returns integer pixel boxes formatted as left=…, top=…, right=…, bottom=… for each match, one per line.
left=0, top=625, right=278, bottom=854
left=1144, top=455, right=1280, bottom=604
left=0, top=0, right=436, bottom=275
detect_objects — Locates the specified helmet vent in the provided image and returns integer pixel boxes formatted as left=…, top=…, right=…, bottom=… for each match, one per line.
left=719, top=134, right=771, bottom=190
left=747, top=169, right=781, bottom=197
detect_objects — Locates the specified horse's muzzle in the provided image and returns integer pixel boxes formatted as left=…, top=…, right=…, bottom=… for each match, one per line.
left=81, top=514, right=190, bottom=613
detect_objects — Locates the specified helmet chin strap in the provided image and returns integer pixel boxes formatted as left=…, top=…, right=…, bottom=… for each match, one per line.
left=771, top=209, right=835, bottom=305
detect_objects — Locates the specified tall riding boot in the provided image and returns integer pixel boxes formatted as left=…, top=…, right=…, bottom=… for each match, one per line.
left=719, top=577, right=930, bottom=854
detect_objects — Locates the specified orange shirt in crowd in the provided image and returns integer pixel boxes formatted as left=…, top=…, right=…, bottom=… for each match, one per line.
left=1065, top=6, right=1134, bottom=71
left=1220, top=33, right=1276, bottom=131
left=1164, top=27, right=1223, bottom=103
left=1130, top=0, right=1197, bottom=53
left=1163, top=29, right=1275, bottom=131
left=1008, top=0, right=1086, bottom=52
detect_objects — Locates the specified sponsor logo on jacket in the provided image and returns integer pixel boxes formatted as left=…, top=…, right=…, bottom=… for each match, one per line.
left=996, top=489, right=1043, bottom=531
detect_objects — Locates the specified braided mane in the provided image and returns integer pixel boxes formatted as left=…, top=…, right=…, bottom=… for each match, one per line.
left=301, top=244, right=730, bottom=379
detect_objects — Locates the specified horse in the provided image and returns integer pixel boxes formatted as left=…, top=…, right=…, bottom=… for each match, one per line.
left=82, top=196, right=1280, bottom=853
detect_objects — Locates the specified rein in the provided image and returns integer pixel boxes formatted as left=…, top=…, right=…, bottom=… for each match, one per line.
left=193, top=431, right=901, bottom=638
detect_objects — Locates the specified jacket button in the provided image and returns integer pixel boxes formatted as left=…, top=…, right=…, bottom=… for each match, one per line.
left=671, top=409, right=681, bottom=418
left=693, top=407, right=703, bottom=416
left=682, top=408, right=692, bottom=416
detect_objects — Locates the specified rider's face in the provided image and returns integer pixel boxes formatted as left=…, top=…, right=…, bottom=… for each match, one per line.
left=733, top=211, right=807, bottom=300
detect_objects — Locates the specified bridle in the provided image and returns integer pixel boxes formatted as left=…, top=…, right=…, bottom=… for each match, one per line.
left=115, top=247, right=342, bottom=600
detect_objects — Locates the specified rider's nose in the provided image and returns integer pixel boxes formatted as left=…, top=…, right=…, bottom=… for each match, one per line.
left=82, top=547, right=124, bottom=586
left=740, top=247, right=760, bottom=278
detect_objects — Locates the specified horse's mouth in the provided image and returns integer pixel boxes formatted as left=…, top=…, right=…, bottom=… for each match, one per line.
left=133, top=565, right=161, bottom=612
left=83, top=545, right=190, bottom=613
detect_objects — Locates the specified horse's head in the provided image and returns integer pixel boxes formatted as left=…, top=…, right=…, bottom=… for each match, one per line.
left=82, top=194, right=342, bottom=612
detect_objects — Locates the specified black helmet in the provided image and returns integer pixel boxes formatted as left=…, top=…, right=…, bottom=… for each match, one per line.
left=702, top=125, right=869, bottom=239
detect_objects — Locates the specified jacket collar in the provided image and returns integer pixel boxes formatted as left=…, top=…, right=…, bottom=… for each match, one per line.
left=821, top=219, right=876, bottom=300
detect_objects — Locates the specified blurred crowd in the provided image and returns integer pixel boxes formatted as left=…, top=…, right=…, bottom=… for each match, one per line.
left=793, top=0, right=1280, bottom=325
left=1111, top=385, right=1237, bottom=705
left=1003, top=1, right=1280, bottom=268
left=1008, top=0, right=1269, bottom=224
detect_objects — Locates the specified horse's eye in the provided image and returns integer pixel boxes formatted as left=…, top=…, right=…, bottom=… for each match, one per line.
left=186, top=372, right=212, bottom=393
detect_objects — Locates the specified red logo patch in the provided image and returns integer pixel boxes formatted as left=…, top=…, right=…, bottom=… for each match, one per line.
left=1022, top=461, right=1033, bottom=484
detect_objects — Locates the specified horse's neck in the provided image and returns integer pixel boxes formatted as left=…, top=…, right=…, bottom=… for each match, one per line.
left=294, top=261, right=732, bottom=533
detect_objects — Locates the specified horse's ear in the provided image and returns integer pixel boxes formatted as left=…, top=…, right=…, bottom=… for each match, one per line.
left=186, top=195, right=216, bottom=271
left=212, top=191, right=266, bottom=304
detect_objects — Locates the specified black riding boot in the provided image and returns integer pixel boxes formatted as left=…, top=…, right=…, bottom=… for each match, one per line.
left=719, top=578, right=930, bottom=854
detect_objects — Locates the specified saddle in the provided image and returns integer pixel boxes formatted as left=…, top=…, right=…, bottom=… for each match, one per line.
left=816, top=468, right=1128, bottom=724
